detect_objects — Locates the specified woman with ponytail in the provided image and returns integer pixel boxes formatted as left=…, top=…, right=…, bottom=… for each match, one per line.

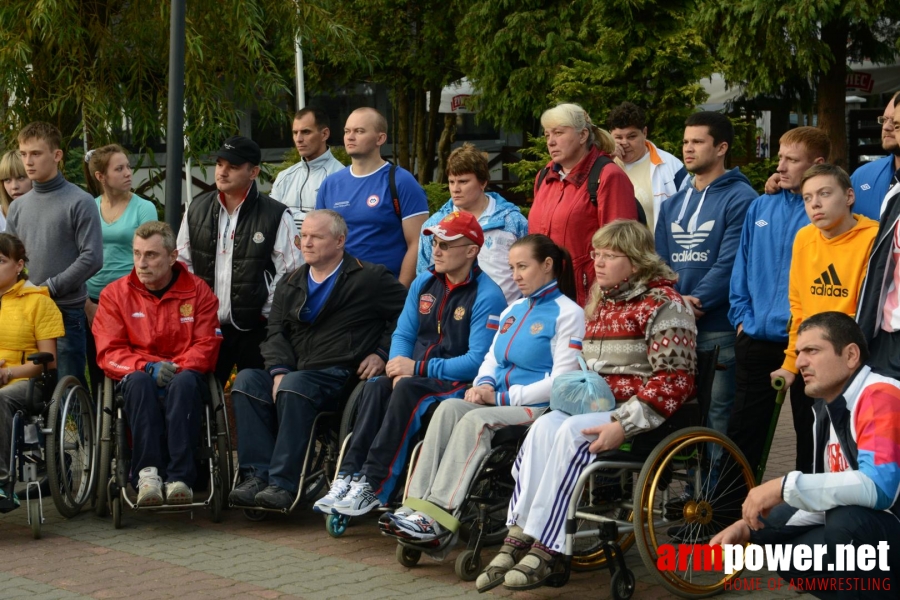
left=476, top=220, right=698, bottom=592
left=528, top=102, right=638, bottom=306
left=382, top=234, right=584, bottom=553
left=83, top=145, right=157, bottom=394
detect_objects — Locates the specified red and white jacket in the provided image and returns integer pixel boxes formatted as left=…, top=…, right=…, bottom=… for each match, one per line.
left=93, top=262, right=221, bottom=379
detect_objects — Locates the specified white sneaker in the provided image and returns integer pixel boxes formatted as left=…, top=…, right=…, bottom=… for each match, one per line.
left=136, top=467, right=164, bottom=507
left=331, top=475, right=382, bottom=516
left=313, top=474, right=351, bottom=514
left=165, top=481, right=193, bottom=505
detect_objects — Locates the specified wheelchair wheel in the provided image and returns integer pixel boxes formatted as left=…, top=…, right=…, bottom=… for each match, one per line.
left=243, top=509, right=268, bottom=522
left=111, top=495, right=123, bottom=529
left=94, top=378, right=115, bottom=517
left=210, top=481, right=223, bottom=523
left=338, top=381, right=366, bottom=452
left=634, top=427, right=754, bottom=598
left=28, top=500, right=41, bottom=540
left=396, top=544, right=421, bottom=568
left=611, top=568, right=636, bottom=600
left=46, top=376, right=96, bottom=518
left=209, top=375, right=233, bottom=500
left=325, top=513, right=350, bottom=537
left=454, top=549, right=481, bottom=581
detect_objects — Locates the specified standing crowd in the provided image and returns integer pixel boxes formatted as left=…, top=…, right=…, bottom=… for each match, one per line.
left=0, top=95, right=898, bottom=597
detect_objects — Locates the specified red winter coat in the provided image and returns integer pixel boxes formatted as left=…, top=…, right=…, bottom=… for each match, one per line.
left=93, top=262, right=221, bottom=380
left=528, top=146, right=637, bottom=306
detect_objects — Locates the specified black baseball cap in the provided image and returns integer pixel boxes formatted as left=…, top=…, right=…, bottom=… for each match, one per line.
left=215, top=136, right=261, bottom=166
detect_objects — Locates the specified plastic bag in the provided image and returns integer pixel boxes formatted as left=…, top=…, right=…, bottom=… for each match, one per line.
left=549, top=357, right=615, bottom=416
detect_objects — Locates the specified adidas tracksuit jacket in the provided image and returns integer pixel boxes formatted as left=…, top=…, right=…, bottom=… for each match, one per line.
left=783, top=216, right=878, bottom=373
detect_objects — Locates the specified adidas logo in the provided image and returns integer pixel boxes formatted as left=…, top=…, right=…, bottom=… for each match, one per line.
left=810, top=264, right=848, bottom=297
left=670, top=220, right=714, bottom=262
left=755, top=219, right=769, bottom=227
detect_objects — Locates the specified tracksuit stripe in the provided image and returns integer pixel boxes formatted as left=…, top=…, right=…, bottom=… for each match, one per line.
left=539, top=440, right=592, bottom=546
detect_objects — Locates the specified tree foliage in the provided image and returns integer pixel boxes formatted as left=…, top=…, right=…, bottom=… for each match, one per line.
left=0, top=0, right=354, bottom=155
left=697, top=0, right=900, bottom=165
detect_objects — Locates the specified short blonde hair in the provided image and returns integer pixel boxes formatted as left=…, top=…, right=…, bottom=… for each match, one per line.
left=541, top=103, right=615, bottom=154
left=584, top=220, right=676, bottom=318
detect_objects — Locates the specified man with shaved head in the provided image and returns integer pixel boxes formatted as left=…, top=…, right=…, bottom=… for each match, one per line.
left=316, top=108, right=428, bottom=287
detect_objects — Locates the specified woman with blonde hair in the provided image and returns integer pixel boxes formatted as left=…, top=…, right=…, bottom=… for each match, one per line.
left=0, top=151, right=32, bottom=232
left=82, top=145, right=157, bottom=393
left=476, top=219, right=697, bottom=592
left=528, top=103, right=638, bottom=306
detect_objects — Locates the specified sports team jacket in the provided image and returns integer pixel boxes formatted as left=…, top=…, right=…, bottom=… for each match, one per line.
left=473, top=280, right=584, bottom=407
left=93, top=262, right=221, bottom=379
left=781, top=366, right=900, bottom=522
left=186, top=180, right=289, bottom=329
left=263, top=253, right=407, bottom=375
left=390, top=263, right=508, bottom=383
left=857, top=178, right=900, bottom=343
left=528, top=146, right=638, bottom=306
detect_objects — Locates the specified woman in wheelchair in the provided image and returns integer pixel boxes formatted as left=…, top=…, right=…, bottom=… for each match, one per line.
left=0, top=234, right=64, bottom=510
left=476, top=219, right=698, bottom=592
left=383, top=234, right=584, bottom=547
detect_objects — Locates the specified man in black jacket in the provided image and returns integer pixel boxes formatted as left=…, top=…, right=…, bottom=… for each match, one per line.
left=228, top=210, right=406, bottom=509
left=176, top=136, right=303, bottom=384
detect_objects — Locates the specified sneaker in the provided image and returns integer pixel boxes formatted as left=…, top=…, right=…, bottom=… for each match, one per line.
left=313, top=474, right=351, bottom=514
left=378, top=506, right=413, bottom=534
left=229, top=476, right=267, bottom=507
left=331, top=475, right=382, bottom=516
left=0, top=488, right=20, bottom=513
left=136, top=467, right=164, bottom=507
left=165, top=481, right=193, bottom=505
left=255, top=485, right=294, bottom=510
left=392, top=512, right=444, bottom=541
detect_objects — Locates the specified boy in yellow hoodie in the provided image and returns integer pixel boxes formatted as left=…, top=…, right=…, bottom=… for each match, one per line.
left=771, top=164, right=878, bottom=472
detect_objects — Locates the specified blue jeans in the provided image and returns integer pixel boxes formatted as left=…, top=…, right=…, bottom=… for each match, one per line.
left=57, top=306, right=88, bottom=389
left=231, top=367, right=349, bottom=494
left=696, top=329, right=736, bottom=436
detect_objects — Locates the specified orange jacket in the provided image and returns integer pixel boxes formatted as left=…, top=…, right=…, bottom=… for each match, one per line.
left=93, top=262, right=221, bottom=380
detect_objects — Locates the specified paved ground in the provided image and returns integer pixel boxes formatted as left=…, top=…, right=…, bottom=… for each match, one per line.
left=0, top=400, right=804, bottom=600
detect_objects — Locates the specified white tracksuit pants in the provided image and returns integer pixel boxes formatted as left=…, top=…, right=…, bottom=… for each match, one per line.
left=407, top=399, right=546, bottom=513
left=507, top=410, right=612, bottom=552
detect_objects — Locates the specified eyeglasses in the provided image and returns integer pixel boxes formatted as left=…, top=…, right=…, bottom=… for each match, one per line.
left=590, top=250, right=628, bottom=262
left=431, top=239, right=474, bottom=251
left=877, top=116, right=895, bottom=126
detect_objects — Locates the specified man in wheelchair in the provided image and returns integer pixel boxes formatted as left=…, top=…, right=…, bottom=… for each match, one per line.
left=228, top=210, right=406, bottom=510
left=92, top=221, right=222, bottom=507
left=0, top=233, right=65, bottom=511
left=712, top=312, right=900, bottom=595
left=315, top=211, right=507, bottom=517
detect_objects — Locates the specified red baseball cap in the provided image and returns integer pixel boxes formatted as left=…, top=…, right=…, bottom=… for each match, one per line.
left=423, top=211, right=484, bottom=247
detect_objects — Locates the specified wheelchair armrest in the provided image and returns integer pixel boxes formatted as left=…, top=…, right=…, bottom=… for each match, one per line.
left=27, top=352, right=55, bottom=366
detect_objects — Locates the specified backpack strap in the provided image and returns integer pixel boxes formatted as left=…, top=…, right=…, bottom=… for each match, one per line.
left=586, top=155, right=612, bottom=207
left=389, top=163, right=401, bottom=220
left=535, top=166, right=550, bottom=193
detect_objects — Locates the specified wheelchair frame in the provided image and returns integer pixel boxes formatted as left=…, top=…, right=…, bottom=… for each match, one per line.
left=96, top=373, right=233, bottom=528
left=7, top=352, right=98, bottom=539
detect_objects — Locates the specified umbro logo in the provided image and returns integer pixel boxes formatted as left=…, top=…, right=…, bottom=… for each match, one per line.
left=755, top=220, right=769, bottom=227
left=861, top=184, right=871, bottom=191
left=811, top=264, right=848, bottom=297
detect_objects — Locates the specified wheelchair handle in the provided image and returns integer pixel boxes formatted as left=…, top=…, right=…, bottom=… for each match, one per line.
left=757, top=376, right=789, bottom=484
left=771, top=376, right=786, bottom=392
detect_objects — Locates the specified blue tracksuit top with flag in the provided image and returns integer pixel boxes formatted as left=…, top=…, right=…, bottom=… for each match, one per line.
left=389, top=263, right=507, bottom=383
left=473, top=281, right=585, bottom=407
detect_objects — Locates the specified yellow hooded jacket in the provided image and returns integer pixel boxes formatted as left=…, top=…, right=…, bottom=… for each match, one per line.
left=0, top=279, right=65, bottom=384
left=783, top=214, right=879, bottom=373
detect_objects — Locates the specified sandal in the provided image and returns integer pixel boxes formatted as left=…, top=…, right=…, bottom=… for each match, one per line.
left=503, top=546, right=566, bottom=591
left=475, top=538, right=531, bottom=593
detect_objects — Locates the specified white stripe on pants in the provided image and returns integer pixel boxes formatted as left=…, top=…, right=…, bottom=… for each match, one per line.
left=507, top=410, right=613, bottom=552
left=407, top=399, right=546, bottom=512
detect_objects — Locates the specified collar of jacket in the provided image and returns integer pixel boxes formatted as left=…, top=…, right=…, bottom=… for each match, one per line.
left=284, top=251, right=362, bottom=289
left=127, top=261, right=195, bottom=299
left=546, top=145, right=603, bottom=189
left=304, top=148, right=337, bottom=169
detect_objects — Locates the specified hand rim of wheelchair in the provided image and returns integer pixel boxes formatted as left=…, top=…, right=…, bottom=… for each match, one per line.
left=46, top=376, right=97, bottom=518
left=633, top=426, right=754, bottom=598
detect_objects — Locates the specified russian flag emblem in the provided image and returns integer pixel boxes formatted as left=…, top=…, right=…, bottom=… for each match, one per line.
left=568, top=337, right=583, bottom=350
left=487, top=314, right=501, bottom=330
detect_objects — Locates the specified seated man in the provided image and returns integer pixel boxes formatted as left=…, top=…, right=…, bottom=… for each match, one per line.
left=93, top=221, right=221, bottom=506
left=314, top=211, right=508, bottom=517
left=228, top=210, right=407, bottom=509
left=713, top=312, right=900, bottom=597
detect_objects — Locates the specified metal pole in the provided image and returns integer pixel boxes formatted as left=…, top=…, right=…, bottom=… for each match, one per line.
left=165, top=0, right=186, bottom=234
left=294, top=37, right=306, bottom=110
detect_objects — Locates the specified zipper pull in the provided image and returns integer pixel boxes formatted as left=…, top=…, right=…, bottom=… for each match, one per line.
left=583, top=273, right=588, bottom=289
left=437, top=321, right=441, bottom=334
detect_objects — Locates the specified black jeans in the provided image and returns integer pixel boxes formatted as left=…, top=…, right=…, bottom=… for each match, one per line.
left=214, top=323, right=267, bottom=386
